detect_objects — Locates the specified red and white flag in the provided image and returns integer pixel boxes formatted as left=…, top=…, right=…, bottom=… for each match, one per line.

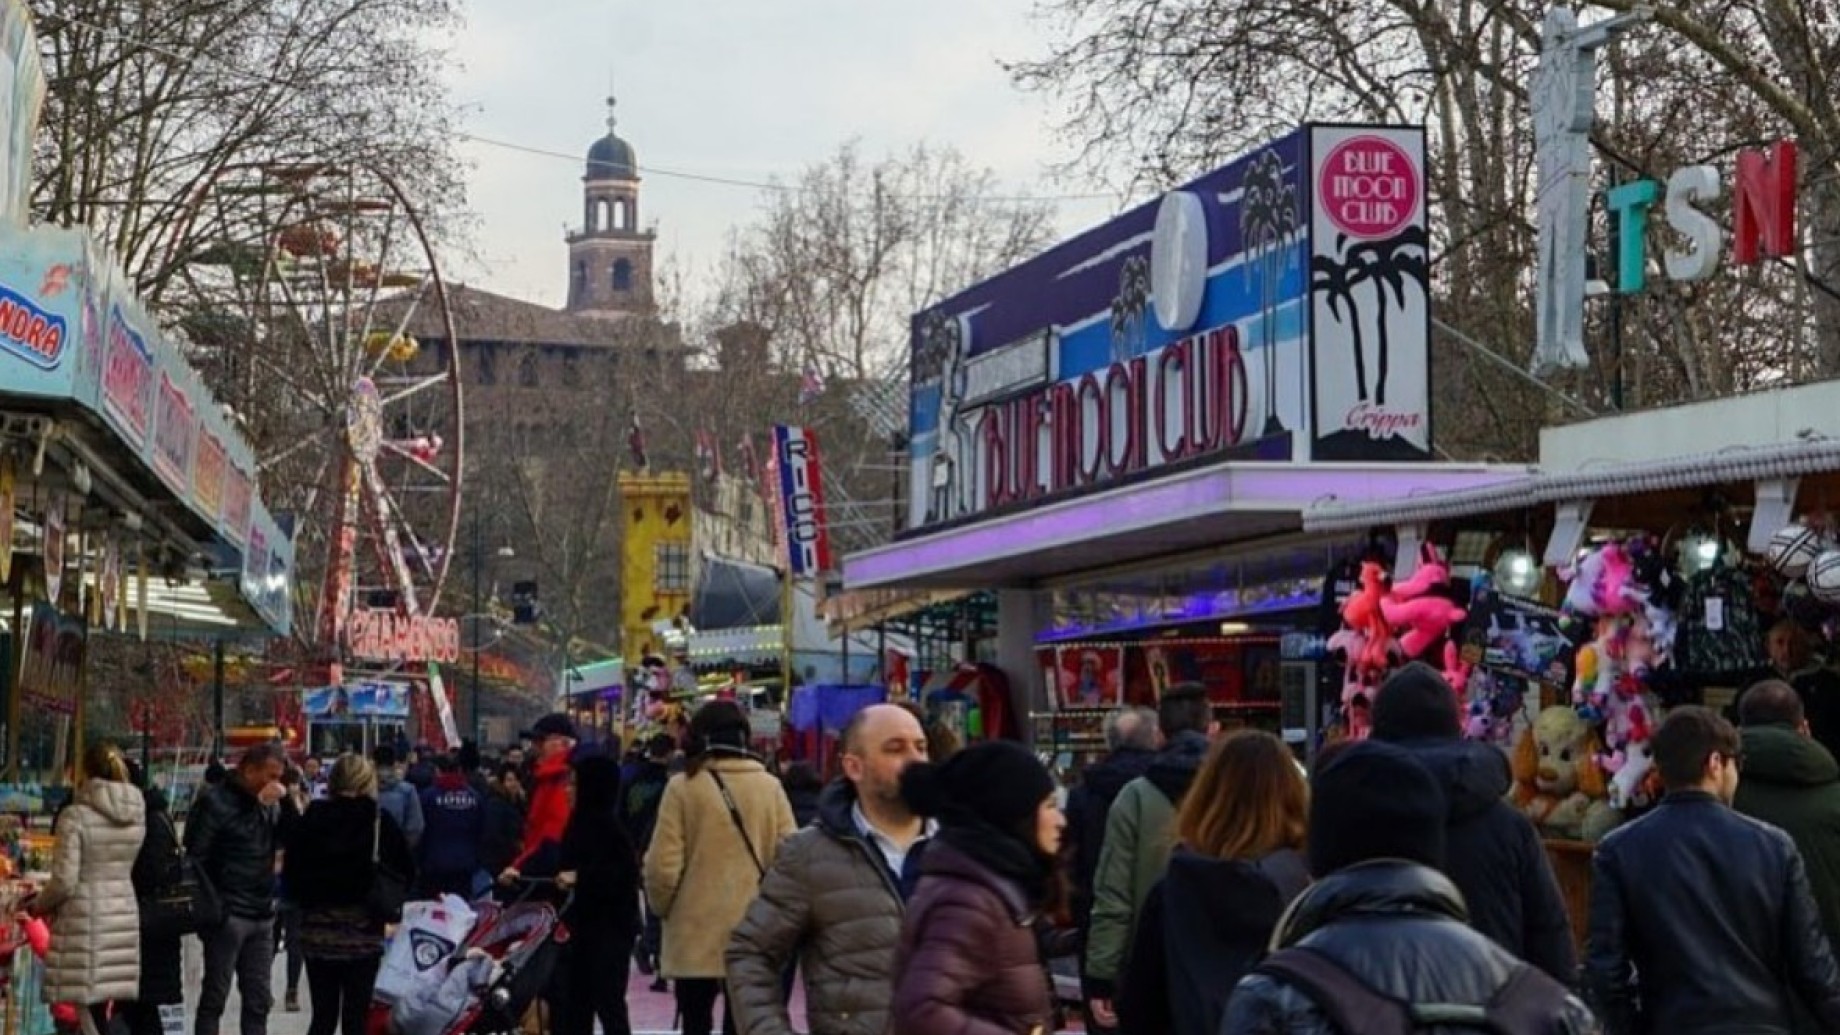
left=798, top=361, right=826, bottom=406
left=695, top=428, right=722, bottom=483
left=736, top=433, right=760, bottom=482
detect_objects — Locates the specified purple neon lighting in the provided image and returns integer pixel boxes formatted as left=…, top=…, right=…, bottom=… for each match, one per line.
left=844, top=464, right=1522, bottom=587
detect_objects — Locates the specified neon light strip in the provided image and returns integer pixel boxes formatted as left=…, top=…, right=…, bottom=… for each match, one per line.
left=845, top=463, right=1524, bottom=588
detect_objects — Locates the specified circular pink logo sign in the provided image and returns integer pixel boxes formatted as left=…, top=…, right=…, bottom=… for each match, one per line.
left=1319, top=136, right=1418, bottom=239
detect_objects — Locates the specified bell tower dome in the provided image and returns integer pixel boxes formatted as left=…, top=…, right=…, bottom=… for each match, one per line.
left=566, top=96, right=655, bottom=316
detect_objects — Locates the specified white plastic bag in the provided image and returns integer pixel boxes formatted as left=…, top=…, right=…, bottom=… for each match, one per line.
left=373, top=895, right=478, bottom=1006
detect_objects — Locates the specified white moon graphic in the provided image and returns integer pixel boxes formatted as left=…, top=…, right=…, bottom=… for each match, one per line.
left=1151, top=190, right=1208, bottom=332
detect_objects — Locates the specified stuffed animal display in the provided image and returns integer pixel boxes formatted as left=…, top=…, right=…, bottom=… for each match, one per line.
left=1512, top=705, right=1621, bottom=841
left=1562, top=537, right=1677, bottom=811
left=1328, top=544, right=1469, bottom=741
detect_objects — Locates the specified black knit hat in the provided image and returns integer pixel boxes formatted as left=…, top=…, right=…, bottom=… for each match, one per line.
left=1307, top=739, right=1447, bottom=877
left=1372, top=662, right=1462, bottom=742
left=530, top=713, right=577, bottom=741
left=901, top=740, right=1055, bottom=832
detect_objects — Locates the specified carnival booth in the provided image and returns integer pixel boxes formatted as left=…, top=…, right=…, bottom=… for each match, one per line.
left=842, top=121, right=1528, bottom=778
left=0, top=6, right=297, bottom=1030
left=1300, top=380, right=1840, bottom=945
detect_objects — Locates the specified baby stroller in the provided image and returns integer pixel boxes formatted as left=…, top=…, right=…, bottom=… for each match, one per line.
left=379, top=890, right=571, bottom=1035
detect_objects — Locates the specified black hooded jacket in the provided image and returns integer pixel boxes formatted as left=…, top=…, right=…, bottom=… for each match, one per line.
left=1396, top=737, right=1576, bottom=983
left=1223, top=861, right=1598, bottom=1035
left=1065, top=746, right=1155, bottom=934
left=560, top=755, right=640, bottom=942
left=1118, top=846, right=1310, bottom=1035
left=1145, top=731, right=1209, bottom=802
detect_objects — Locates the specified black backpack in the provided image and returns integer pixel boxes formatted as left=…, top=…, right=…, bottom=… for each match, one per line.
left=1253, top=946, right=1578, bottom=1034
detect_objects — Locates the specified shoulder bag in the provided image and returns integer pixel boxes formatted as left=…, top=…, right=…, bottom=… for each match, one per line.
left=140, top=812, right=223, bottom=937
left=707, top=769, right=765, bottom=878
left=366, top=803, right=412, bottom=923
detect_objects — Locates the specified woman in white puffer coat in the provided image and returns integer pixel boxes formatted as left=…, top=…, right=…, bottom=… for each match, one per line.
left=35, top=740, right=146, bottom=1035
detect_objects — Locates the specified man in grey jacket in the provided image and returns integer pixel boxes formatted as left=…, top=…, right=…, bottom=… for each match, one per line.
left=726, top=704, right=934, bottom=1035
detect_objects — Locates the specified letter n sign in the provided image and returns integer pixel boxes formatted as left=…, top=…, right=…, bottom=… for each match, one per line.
left=772, top=425, right=833, bottom=577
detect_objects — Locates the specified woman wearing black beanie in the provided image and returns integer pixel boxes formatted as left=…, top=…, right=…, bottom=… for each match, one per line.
left=890, top=740, right=1064, bottom=1035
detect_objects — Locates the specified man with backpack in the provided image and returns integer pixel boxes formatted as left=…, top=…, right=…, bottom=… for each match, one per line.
left=1586, top=707, right=1840, bottom=1034
left=1223, top=740, right=1597, bottom=1035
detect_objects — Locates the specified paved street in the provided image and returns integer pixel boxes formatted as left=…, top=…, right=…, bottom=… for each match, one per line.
left=183, top=934, right=806, bottom=1035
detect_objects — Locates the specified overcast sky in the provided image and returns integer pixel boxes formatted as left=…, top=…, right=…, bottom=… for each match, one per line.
left=442, top=0, right=1123, bottom=312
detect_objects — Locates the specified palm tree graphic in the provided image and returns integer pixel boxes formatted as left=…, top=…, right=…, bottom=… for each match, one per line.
left=1238, top=150, right=1300, bottom=436
left=1109, top=254, right=1152, bottom=363
left=1312, top=226, right=1428, bottom=410
left=1311, top=236, right=1367, bottom=402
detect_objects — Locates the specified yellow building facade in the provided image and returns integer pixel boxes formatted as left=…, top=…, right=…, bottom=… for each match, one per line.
left=617, top=471, right=694, bottom=662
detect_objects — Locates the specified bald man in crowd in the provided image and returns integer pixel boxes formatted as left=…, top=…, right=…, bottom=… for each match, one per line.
left=727, top=705, right=935, bottom=1035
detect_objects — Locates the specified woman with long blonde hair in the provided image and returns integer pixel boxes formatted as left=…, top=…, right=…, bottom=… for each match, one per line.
left=35, top=740, right=146, bottom=1035
left=1116, top=730, right=1310, bottom=1035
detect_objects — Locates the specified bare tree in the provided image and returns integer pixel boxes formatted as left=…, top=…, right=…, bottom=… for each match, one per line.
left=1011, top=0, right=1840, bottom=457
left=29, top=0, right=463, bottom=312
left=710, top=141, right=1057, bottom=382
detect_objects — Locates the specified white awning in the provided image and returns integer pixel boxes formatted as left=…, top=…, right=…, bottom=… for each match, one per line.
left=1303, top=438, right=1840, bottom=532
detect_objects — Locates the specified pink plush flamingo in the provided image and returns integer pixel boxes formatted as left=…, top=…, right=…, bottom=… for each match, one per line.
left=1380, top=544, right=1468, bottom=659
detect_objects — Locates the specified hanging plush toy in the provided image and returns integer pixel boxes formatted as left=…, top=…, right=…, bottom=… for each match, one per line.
left=1463, top=668, right=1524, bottom=746
left=1332, top=560, right=1393, bottom=677
left=1565, top=539, right=1666, bottom=810
left=1380, top=544, right=1468, bottom=660
left=1441, top=641, right=1473, bottom=704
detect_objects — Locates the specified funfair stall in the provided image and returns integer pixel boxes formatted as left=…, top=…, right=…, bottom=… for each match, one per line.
left=842, top=122, right=1527, bottom=775
left=1303, top=380, right=1840, bottom=943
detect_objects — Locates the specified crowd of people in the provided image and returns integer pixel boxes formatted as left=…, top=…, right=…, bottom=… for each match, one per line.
left=23, top=663, right=1840, bottom=1035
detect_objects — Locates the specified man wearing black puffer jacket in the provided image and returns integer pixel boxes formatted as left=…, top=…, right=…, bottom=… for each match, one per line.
left=1371, top=663, right=1576, bottom=983
left=1223, top=740, right=1597, bottom=1035
left=186, top=744, right=295, bottom=1035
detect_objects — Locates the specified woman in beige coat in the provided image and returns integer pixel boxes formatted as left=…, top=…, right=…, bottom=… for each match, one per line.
left=643, top=701, right=795, bottom=1035
left=35, top=740, right=146, bottom=1035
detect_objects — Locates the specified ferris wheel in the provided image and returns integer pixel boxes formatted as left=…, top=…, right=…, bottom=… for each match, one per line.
left=201, top=162, right=466, bottom=692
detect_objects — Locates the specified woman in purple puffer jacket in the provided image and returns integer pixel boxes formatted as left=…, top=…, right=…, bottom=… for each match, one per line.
left=891, top=741, right=1066, bottom=1035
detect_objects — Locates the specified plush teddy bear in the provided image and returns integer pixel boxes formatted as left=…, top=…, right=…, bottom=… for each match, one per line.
left=1512, top=705, right=1621, bottom=841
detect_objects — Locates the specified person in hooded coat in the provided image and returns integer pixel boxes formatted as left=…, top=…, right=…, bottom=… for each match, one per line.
left=125, top=761, right=185, bottom=1035
left=1370, top=662, right=1576, bottom=983
left=557, top=755, right=642, bottom=1035
left=1117, top=730, right=1309, bottom=1035
left=37, top=741, right=147, bottom=1035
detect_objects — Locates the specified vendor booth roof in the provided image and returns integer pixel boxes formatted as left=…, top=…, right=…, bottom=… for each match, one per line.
left=1302, top=438, right=1840, bottom=533
left=844, top=461, right=1524, bottom=591
left=693, top=554, right=780, bottom=629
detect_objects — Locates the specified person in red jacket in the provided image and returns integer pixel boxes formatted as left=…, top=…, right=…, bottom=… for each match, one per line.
left=498, top=713, right=577, bottom=884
